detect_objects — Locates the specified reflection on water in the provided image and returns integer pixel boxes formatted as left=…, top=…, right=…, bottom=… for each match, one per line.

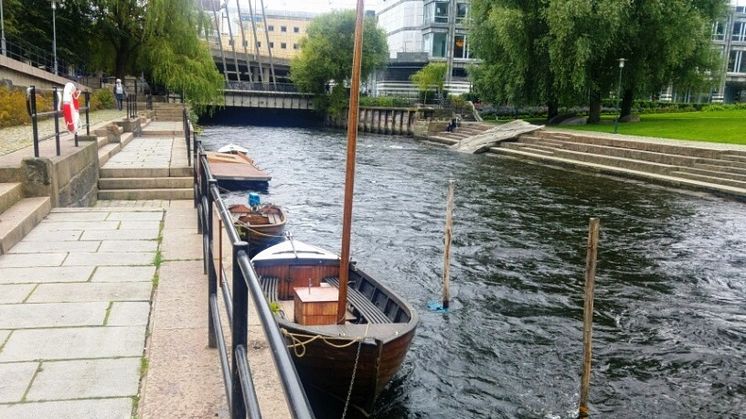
left=200, top=124, right=746, bottom=418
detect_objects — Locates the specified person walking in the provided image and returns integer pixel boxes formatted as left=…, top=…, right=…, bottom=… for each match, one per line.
left=113, top=79, right=126, bottom=111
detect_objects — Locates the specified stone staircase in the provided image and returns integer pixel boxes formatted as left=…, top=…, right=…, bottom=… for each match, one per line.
left=152, top=103, right=185, bottom=122
left=492, top=130, right=746, bottom=198
left=94, top=124, right=136, bottom=167
left=98, top=167, right=193, bottom=200
left=0, top=182, right=51, bottom=254
left=427, top=122, right=494, bottom=146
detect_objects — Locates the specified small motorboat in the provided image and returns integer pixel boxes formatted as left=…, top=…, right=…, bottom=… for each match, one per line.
left=217, top=143, right=249, bottom=154
left=228, top=199, right=287, bottom=251
left=206, top=149, right=271, bottom=190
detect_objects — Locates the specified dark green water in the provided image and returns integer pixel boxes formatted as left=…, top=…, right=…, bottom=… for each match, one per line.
left=200, top=124, right=746, bottom=418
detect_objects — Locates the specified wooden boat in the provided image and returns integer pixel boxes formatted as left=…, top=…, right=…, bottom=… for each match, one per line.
left=206, top=151, right=271, bottom=190
left=251, top=240, right=418, bottom=416
left=251, top=2, right=418, bottom=416
left=228, top=203, right=287, bottom=249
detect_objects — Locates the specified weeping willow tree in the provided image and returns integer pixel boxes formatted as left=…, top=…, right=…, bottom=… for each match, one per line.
left=143, top=0, right=223, bottom=110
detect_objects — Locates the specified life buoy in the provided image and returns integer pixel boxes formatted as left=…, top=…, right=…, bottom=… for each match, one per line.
left=62, top=82, right=80, bottom=134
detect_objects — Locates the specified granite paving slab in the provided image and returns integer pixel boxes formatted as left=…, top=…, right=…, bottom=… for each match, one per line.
left=0, top=253, right=67, bottom=268
left=0, top=398, right=133, bottom=419
left=21, top=229, right=83, bottom=242
left=0, top=266, right=95, bottom=284
left=62, top=252, right=154, bottom=267
left=91, top=266, right=156, bottom=283
left=80, top=229, right=159, bottom=241
left=0, top=302, right=108, bottom=329
left=25, top=358, right=141, bottom=401
left=0, top=362, right=38, bottom=403
left=107, top=302, right=152, bottom=326
left=97, top=240, right=159, bottom=253
left=0, top=326, right=146, bottom=362
left=28, top=282, right=152, bottom=303
left=8, top=240, right=102, bottom=254
left=0, top=284, right=35, bottom=304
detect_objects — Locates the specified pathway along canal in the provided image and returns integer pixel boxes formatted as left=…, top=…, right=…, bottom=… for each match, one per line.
left=200, top=124, right=746, bottom=418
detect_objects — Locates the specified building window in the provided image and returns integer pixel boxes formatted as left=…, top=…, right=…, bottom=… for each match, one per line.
left=728, top=50, right=738, bottom=72
left=733, top=21, right=745, bottom=42
left=434, top=2, right=449, bottom=23
left=268, top=25, right=274, bottom=31
left=712, top=21, right=725, bottom=40
left=281, top=42, right=287, bottom=49
left=293, top=43, right=299, bottom=49
left=432, top=33, right=447, bottom=57
left=456, top=3, right=468, bottom=24
left=269, top=42, right=274, bottom=49
left=256, top=41, right=261, bottom=48
left=740, top=51, right=746, bottom=73
left=453, top=35, right=469, bottom=59
left=281, top=26, right=287, bottom=32
left=294, top=27, right=300, bottom=33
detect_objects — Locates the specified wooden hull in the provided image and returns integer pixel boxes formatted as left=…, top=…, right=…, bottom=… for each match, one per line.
left=252, top=240, right=418, bottom=416
left=206, top=151, right=271, bottom=190
left=230, top=205, right=287, bottom=252
left=278, top=319, right=416, bottom=416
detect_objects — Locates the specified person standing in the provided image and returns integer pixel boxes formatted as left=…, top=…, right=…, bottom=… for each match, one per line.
left=113, top=79, right=126, bottom=111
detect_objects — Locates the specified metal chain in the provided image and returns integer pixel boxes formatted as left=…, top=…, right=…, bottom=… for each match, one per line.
left=341, top=336, right=363, bottom=419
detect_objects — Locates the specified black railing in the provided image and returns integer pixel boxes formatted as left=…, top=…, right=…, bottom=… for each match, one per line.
left=26, top=85, right=90, bottom=158
left=190, top=113, right=314, bottom=419
left=183, top=108, right=192, bottom=167
left=225, top=81, right=300, bottom=93
left=4, top=34, right=81, bottom=78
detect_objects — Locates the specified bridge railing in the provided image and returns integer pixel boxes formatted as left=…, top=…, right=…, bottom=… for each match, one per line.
left=189, top=113, right=315, bottom=419
left=26, top=85, right=90, bottom=158
left=224, top=81, right=300, bottom=93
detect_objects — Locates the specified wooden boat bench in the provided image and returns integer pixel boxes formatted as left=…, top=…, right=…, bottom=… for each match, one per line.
left=324, top=277, right=390, bottom=324
left=266, top=213, right=281, bottom=225
left=260, top=276, right=279, bottom=302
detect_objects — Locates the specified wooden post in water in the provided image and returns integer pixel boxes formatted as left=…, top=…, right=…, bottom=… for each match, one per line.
left=579, top=217, right=600, bottom=418
left=442, top=180, right=455, bottom=309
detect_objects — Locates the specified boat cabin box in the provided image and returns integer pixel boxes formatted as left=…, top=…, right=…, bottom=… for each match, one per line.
left=293, top=286, right=339, bottom=325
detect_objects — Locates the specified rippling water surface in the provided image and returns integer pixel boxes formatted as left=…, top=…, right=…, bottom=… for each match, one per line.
left=200, top=124, right=746, bottom=418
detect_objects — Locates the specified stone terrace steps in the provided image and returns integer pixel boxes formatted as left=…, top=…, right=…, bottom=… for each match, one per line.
left=0, top=183, right=51, bottom=254
left=492, top=130, right=746, bottom=199
left=428, top=122, right=494, bottom=146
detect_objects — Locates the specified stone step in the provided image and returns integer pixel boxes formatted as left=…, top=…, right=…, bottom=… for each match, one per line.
left=120, top=132, right=135, bottom=147
left=503, top=143, right=555, bottom=155
left=519, top=135, right=571, bottom=148
left=720, top=154, right=746, bottom=163
left=0, top=197, right=51, bottom=254
left=97, top=188, right=194, bottom=200
left=100, top=167, right=193, bottom=178
left=539, top=130, right=725, bottom=159
left=674, top=166, right=746, bottom=182
left=141, top=129, right=185, bottom=136
left=99, top=177, right=193, bottom=190
left=693, top=162, right=746, bottom=176
left=427, top=136, right=459, bottom=146
left=97, top=143, right=121, bottom=167
left=0, top=183, right=23, bottom=214
left=670, top=170, right=746, bottom=189
left=694, top=157, right=746, bottom=169
left=515, top=144, right=678, bottom=175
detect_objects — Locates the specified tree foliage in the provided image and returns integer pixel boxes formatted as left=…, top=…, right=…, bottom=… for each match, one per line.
left=470, top=0, right=727, bottom=122
left=410, top=62, right=447, bottom=103
left=89, top=0, right=146, bottom=79
left=142, top=0, right=223, bottom=109
left=290, top=10, right=388, bottom=115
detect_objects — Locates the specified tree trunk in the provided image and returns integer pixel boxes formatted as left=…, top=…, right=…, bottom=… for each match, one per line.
left=114, top=39, right=130, bottom=80
left=620, top=88, right=634, bottom=119
left=588, top=90, right=602, bottom=124
left=547, top=100, right=559, bottom=122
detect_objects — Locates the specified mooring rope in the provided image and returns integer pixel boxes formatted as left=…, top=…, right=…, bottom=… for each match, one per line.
left=281, top=325, right=369, bottom=358
left=234, top=220, right=286, bottom=238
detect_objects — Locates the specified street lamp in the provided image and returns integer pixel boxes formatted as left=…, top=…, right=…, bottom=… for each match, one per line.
left=51, top=0, right=58, bottom=75
left=1, top=0, right=6, bottom=56
left=613, top=58, right=626, bottom=134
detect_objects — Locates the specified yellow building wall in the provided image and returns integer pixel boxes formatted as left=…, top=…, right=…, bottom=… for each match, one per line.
left=221, top=15, right=312, bottom=61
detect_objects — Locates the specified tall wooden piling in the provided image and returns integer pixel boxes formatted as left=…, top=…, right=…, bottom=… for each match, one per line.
left=442, top=179, right=455, bottom=309
left=579, top=217, right=600, bottom=418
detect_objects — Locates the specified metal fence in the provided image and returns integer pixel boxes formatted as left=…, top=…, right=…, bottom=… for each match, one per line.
left=225, top=81, right=300, bottom=93
left=4, top=34, right=80, bottom=78
left=188, top=114, right=314, bottom=419
left=26, top=85, right=90, bottom=158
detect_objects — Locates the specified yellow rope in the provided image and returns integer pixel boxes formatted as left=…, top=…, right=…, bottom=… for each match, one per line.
left=235, top=221, right=286, bottom=238
left=281, top=324, right=370, bottom=358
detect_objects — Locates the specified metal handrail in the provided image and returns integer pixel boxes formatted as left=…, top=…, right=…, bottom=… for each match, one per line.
left=191, top=113, right=314, bottom=419
left=26, top=85, right=91, bottom=158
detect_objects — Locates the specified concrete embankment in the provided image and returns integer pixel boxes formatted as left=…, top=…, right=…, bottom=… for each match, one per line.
left=422, top=124, right=746, bottom=201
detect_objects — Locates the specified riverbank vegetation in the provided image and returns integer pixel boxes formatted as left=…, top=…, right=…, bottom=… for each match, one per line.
left=556, top=109, right=746, bottom=144
left=469, top=0, right=726, bottom=123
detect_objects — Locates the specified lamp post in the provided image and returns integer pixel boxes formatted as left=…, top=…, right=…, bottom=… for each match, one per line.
left=1, top=0, right=6, bottom=56
left=51, top=0, right=58, bottom=75
left=613, top=58, right=626, bottom=134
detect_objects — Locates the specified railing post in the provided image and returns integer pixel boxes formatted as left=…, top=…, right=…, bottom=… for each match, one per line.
left=231, top=241, right=250, bottom=419
left=28, top=86, right=39, bottom=158
left=52, top=86, right=60, bottom=156
left=207, top=178, right=218, bottom=348
left=85, top=91, right=90, bottom=136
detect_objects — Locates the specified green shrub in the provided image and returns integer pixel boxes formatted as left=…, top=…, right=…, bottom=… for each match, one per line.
left=359, top=96, right=413, bottom=108
left=0, top=85, right=55, bottom=128
left=89, top=88, right=115, bottom=111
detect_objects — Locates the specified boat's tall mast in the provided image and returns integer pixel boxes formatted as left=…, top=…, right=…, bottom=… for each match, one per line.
left=337, top=0, right=365, bottom=324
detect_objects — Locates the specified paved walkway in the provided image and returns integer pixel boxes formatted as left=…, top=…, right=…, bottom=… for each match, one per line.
left=0, top=109, right=124, bottom=157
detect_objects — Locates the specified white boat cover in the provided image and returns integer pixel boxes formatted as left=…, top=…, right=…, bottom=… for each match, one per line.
left=252, top=239, right=339, bottom=262
left=217, top=143, right=250, bottom=154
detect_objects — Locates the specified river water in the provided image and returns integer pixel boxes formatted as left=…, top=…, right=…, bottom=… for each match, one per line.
left=199, top=124, right=746, bottom=418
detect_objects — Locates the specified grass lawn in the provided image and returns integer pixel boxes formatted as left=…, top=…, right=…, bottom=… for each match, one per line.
left=555, top=109, right=746, bottom=144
